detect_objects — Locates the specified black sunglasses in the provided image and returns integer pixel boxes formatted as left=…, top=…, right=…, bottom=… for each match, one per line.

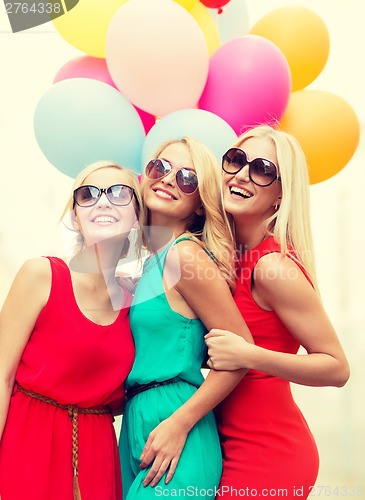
left=73, top=184, right=135, bottom=208
left=145, top=159, right=199, bottom=195
left=222, top=148, right=281, bottom=187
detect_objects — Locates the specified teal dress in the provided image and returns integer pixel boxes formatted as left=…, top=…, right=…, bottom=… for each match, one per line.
left=119, top=240, right=222, bottom=499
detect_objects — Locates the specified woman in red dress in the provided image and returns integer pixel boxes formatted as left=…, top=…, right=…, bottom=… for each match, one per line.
left=205, top=126, right=349, bottom=499
left=0, top=161, right=142, bottom=500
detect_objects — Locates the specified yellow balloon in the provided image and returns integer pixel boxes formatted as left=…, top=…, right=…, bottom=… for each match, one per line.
left=189, top=1, right=220, bottom=56
left=53, top=0, right=129, bottom=58
left=250, top=7, right=330, bottom=91
left=280, top=90, right=360, bottom=184
left=172, top=0, right=198, bottom=9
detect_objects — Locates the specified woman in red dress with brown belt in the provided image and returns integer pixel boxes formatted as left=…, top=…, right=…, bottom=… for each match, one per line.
left=0, top=161, right=142, bottom=500
left=205, top=126, right=349, bottom=499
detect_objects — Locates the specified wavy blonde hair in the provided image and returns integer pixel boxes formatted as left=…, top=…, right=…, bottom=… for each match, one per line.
left=230, top=125, right=318, bottom=292
left=143, top=137, right=236, bottom=289
left=61, top=161, right=144, bottom=260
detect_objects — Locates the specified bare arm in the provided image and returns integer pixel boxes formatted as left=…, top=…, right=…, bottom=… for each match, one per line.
left=140, top=242, right=253, bottom=486
left=206, top=253, right=349, bottom=387
left=0, top=258, right=51, bottom=442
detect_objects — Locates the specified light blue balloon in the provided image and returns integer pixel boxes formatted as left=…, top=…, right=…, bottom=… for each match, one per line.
left=211, top=0, right=249, bottom=45
left=34, top=78, right=145, bottom=177
left=142, top=109, right=237, bottom=168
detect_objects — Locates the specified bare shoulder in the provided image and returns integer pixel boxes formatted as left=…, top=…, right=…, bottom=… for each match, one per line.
left=254, top=252, right=307, bottom=282
left=18, top=257, right=52, bottom=282
left=167, top=239, right=216, bottom=268
left=2, top=257, right=52, bottom=316
left=11, top=257, right=52, bottom=301
left=253, top=252, right=315, bottom=307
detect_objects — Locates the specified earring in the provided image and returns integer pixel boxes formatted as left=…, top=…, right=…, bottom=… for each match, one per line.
left=275, top=202, right=279, bottom=210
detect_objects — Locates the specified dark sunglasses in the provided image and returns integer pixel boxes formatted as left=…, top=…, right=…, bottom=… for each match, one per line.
left=222, top=148, right=281, bottom=187
left=145, top=159, right=199, bottom=195
left=73, top=184, right=135, bottom=208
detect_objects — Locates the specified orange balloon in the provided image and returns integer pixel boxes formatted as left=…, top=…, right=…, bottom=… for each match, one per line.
left=280, top=90, right=360, bottom=184
left=250, top=7, right=330, bottom=91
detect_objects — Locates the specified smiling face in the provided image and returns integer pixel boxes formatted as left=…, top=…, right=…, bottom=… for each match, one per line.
left=223, top=136, right=282, bottom=223
left=73, top=167, right=138, bottom=247
left=143, top=142, right=202, bottom=232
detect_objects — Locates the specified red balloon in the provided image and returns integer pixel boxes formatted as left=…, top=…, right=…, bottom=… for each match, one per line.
left=199, top=0, right=231, bottom=9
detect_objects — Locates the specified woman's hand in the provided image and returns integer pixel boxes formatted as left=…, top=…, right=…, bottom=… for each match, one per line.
left=205, top=329, right=255, bottom=371
left=140, top=416, right=189, bottom=487
left=115, top=272, right=139, bottom=294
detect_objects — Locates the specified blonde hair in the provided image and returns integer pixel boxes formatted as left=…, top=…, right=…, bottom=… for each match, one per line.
left=61, top=160, right=144, bottom=259
left=143, top=137, right=236, bottom=289
left=230, top=125, right=318, bottom=292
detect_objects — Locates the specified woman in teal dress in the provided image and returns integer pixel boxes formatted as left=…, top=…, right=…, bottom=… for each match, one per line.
left=119, top=137, right=253, bottom=499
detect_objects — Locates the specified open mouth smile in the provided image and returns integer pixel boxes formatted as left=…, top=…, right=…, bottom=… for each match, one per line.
left=153, top=188, right=177, bottom=200
left=229, top=185, right=253, bottom=199
left=92, top=216, right=119, bottom=224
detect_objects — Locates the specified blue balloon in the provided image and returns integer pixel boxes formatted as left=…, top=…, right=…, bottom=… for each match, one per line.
left=34, top=78, right=145, bottom=177
left=211, top=0, right=249, bottom=45
left=142, top=109, right=237, bottom=168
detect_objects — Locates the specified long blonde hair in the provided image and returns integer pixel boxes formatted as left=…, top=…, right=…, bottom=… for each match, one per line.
left=230, top=126, right=318, bottom=292
left=61, top=161, right=144, bottom=259
left=143, top=137, right=236, bottom=289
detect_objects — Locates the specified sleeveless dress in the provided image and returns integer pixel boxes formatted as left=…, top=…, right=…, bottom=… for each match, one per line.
left=119, top=240, right=222, bottom=499
left=0, top=257, right=135, bottom=500
left=215, top=237, right=319, bottom=499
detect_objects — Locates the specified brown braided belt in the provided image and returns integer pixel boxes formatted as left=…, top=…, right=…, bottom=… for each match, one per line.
left=17, top=384, right=111, bottom=500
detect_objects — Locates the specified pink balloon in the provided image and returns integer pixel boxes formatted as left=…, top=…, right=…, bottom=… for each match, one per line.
left=54, top=55, right=117, bottom=88
left=54, top=56, right=156, bottom=134
left=199, top=35, right=292, bottom=134
left=105, top=0, right=209, bottom=117
left=135, top=108, right=156, bottom=135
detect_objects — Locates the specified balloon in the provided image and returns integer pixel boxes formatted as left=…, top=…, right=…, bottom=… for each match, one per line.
left=199, top=35, right=291, bottom=135
left=250, top=7, right=330, bottom=91
left=105, top=0, right=209, bottom=117
left=54, top=56, right=116, bottom=87
left=53, top=0, right=129, bottom=58
left=142, top=109, right=237, bottom=167
left=210, top=0, right=249, bottom=45
left=172, top=0, right=197, bottom=9
left=189, top=2, right=220, bottom=55
left=135, top=108, right=156, bottom=136
left=200, top=0, right=231, bottom=9
left=280, top=90, right=360, bottom=184
left=34, top=79, right=145, bottom=178
left=54, top=56, right=156, bottom=134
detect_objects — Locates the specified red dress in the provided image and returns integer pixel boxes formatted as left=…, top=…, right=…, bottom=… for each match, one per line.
left=0, top=257, right=135, bottom=500
left=216, top=237, right=319, bottom=499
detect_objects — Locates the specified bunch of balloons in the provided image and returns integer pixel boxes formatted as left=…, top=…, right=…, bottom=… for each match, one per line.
left=34, top=0, right=360, bottom=184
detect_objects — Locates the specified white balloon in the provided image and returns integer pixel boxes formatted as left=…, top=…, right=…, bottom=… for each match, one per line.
left=105, top=0, right=209, bottom=117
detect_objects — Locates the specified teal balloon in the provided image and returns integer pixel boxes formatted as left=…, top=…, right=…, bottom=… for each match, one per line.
left=142, top=109, right=237, bottom=167
left=211, top=0, right=249, bottom=44
left=34, top=78, right=145, bottom=177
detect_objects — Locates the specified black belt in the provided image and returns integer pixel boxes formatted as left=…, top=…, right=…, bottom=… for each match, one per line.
left=125, top=377, right=179, bottom=401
